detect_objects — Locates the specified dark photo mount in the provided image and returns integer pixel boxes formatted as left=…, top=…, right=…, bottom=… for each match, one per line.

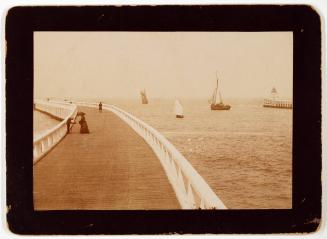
left=6, top=5, right=321, bottom=234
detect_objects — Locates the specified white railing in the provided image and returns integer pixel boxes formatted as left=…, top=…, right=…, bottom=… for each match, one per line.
left=73, top=101, right=227, bottom=209
left=33, top=100, right=78, bottom=164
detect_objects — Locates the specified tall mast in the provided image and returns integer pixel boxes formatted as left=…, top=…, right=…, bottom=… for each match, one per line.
left=215, top=71, right=223, bottom=104
left=212, top=79, right=218, bottom=104
left=214, top=71, right=219, bottom=104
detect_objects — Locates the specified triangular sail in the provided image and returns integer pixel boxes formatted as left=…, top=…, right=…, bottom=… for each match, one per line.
left=140, top=89, right=148, bottom=104
left=211, top=77, right=224, bottom=105
left=212, top=90, right=216, bottom=103
left=215, top=73, right=224, bottom=104
left=210, top=71, right=231, bottom=110
left=216, top=72, right=224, bottom=104
left=210, top=79, right=218, bottom=104
left=174, top=99, right=183, bottom=116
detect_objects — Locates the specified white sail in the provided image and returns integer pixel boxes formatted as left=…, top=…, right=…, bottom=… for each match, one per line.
left=218, top=91, right=223, bottom=104
left=212, top=74, right=223, bottom=104
left=174, top=99, right=183, bottom=116
left=211, top=88, right=217, bottom=104
left=140, top=88, right=148, bottom=104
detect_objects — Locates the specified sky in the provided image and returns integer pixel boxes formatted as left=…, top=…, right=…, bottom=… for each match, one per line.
left=34, top=31, right=293, bottom=100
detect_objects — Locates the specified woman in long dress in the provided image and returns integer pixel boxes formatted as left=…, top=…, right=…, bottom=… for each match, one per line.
left=79, top=115, right=90, bottom=134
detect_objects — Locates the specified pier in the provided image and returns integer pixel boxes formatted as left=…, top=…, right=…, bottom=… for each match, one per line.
left=33, top=100, right=226, bottom=210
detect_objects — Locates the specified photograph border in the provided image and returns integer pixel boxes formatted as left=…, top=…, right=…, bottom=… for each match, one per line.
left=5, top=5, right=321, bottom=234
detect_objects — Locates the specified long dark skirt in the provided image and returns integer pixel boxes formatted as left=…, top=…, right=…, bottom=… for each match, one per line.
left=79, top=120, right=90, bottom=134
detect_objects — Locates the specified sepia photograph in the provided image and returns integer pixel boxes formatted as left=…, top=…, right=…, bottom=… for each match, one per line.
left=33, top=31, right=293, bottom=210
left=5, top=5, right=322, bottom=235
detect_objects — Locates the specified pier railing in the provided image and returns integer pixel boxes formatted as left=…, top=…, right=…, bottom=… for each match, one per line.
left=73, top=101, right=226, bottom=209
left=33, top=100, right=78, bottom=164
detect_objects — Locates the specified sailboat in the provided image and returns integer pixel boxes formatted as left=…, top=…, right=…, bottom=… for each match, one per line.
left=174, top=99, right=184, bottom=118
left=140, top=89, right=148, bottom=104
left=210, top=72, right=231, bottom=110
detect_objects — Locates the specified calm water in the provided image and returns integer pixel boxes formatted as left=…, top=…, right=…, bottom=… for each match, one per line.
left=33, top=110, right=61, bottom=138
left=35, top=98, right=292, bottom=209
left=104, top=98, right=292, bottom=209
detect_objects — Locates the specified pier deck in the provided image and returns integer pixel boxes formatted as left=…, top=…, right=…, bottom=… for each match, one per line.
left=33, top=106, right=180, bottom=210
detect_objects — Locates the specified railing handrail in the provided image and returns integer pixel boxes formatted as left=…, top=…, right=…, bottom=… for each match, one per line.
left=34, top=99, right=75, bottom=109
left=106, top=104, right=226, bottom=209
left=33, top=100, right=78, bottom=163
left=73, top=100, right=226, bottom=209
left=34, top=101, right=77, bottom=143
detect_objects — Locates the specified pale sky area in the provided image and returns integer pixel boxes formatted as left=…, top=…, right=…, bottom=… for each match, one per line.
left=34, top=32, right=293, bottom=99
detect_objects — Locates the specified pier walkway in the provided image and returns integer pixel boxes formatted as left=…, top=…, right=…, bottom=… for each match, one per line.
left=33, top=106, right=180, bottom=210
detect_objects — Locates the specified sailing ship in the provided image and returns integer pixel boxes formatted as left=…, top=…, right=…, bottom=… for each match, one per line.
left=140, top=89, right=148, bottom=104
left=263, top=87, right=292, bottom=109
left=174, top=99, right=184, bottom=118
left=210, top=72, right=231, bottom=110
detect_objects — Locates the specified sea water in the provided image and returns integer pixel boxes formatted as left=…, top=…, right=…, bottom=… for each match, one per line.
left=34, top=98, right=292, bottom=209
left=104, top=98, right=292, bottom=209
left=33, top=110, right=61, bottom=138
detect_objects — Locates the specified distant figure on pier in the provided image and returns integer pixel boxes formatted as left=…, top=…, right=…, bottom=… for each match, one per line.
left=66, top=117, right=74, bottom=133
left=79, top=113, right=90, bottom=134
left=99, top=102, right=102, bottom=112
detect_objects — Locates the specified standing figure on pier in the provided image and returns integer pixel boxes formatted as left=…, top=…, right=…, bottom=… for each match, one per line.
left=99, top=102, right=102, bottom=112
left=66, top=117, right=74, bottom=133
left=78, top=112, right=90, bottom=134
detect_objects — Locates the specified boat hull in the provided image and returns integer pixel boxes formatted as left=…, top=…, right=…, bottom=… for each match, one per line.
left=211, top=104, right=231, bottom=110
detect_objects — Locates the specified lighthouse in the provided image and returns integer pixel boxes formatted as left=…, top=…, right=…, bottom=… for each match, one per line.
left=270, top=87, right=278, bottom=100
left=263, top=87, right=292, bottom=109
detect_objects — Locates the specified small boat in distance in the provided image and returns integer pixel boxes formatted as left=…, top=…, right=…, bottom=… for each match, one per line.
left=263, top=87, right=292, bottom=109
left=140, top=89, right=148, bottom=104
left=174, top=99, right=184, bottom=118
left=210, top=72, right=231, bottom=110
